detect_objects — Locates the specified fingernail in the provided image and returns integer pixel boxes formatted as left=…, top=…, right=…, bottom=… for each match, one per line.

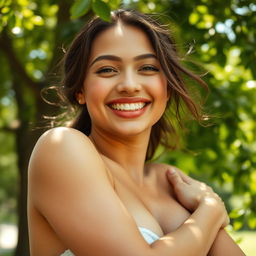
left=168, top=169, right=175, bottom=175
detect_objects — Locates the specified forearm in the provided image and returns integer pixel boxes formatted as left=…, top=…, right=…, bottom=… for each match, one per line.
left=150, top=203, right=223, bottom=256
left=208, top=229, right=245, bottom=256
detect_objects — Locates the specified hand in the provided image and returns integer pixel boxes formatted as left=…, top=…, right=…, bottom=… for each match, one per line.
left=166, top=168, right=229, bottom=228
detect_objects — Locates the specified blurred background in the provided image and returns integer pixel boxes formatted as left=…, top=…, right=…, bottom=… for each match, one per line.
left=0, top=0, right=255, bottom=255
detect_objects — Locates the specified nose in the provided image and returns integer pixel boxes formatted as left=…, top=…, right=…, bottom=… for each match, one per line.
left=116, top=70, right=141, bottom=94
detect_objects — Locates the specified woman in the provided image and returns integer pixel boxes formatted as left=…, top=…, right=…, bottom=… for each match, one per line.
left=27, top=9, right=245, bottom=256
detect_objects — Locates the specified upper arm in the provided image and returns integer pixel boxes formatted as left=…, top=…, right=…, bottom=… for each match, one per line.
left=28, top=128, right=151, bottom=256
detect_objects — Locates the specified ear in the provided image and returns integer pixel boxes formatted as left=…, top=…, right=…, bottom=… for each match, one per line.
left=76, top=91, right=86, bottom=105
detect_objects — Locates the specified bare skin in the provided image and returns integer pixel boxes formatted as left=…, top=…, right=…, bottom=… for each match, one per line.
left=28, top=24, right=245, bottom=256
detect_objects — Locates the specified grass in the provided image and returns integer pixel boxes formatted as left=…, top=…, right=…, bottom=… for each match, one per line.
left=230, top=231, right=256, bottom=256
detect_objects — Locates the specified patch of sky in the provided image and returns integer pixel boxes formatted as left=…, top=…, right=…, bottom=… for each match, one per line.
left=232, top=3, right=256, bottom=15
left=234, top=6, right=250, bottom=15
left=29, top=49, right=46, bottom=60
left=148, top=2, right=155, bottom=10
left=201, top=43, right=209, bottom=52
left=249, top=3, right=256, bottom=11
left=11, top=27, right=23, bottom=36
left=33, top=70, right=43, bottom=79
left=1, top=97, right=11, bottom=106
left=122, top=0, right=138, bottom=4
left=215, top=19, right=236, bottom=42
left=246, top=80, right=256, bottom=89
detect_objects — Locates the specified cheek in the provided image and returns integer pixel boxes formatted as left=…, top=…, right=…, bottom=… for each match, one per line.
left=83, top=77, right=111, bottom=101
left=149, top=75, right=168, bottom=99
left=153, top=76, right=169, bottom=116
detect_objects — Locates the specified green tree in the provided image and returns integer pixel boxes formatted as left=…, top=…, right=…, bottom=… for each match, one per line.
left=0, top=1, right=255, bottom=255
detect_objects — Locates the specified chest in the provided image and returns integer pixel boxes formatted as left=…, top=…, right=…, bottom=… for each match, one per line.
left=113, top=173, right=190, bottom=237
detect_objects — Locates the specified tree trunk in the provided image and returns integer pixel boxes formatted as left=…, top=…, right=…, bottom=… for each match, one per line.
left=14, top=126, right=30, bottom=256
left=0, top=3, right=73, bottom=255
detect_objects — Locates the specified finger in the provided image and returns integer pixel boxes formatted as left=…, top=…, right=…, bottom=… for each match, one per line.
left=166, top=168, right=183, bottom=187
left=221, top=214, right=230, bottom=228
left=176, top=169, right=193, bottom=184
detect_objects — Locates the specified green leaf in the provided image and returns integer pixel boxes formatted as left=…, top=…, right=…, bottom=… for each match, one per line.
left=92, top=0, right=111, bottom=22
left=0, top=0, right=7, bottom=8
left=107, top=0, right=121, bottom=10
left=70, top=0, right=91, bottom=19
left=233, top=221, right=243, bottom=231
left=8, top=14, right=16, bottom=29
left=248, top=214, right=256, bottom=229
left=229, top=209, right=245, bottom=219
left=189, top=12, right=199, bottom=25
left=31, top=16, right=44, bottom=26
left=1, top=6, right=11, bottom=14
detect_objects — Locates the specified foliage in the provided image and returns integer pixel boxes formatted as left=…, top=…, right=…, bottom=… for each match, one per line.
left=160, top=0, right=256, bottom=230
left=0, top=0, right=255, bottom=254
left=0, top=132, right=17, bottom=223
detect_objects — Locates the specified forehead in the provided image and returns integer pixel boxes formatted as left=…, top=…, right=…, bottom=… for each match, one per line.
left=89, top=23, right=155, bottom=60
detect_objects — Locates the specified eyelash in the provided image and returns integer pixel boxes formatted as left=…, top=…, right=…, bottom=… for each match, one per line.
left=95, top=65, right=159, bottom=75
left=95, top=67, right=117, bottom=74
left=139, top=65, right=159, bottom=72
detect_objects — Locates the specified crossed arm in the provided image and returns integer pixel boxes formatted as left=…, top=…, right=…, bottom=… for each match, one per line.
left=166, top=168, right=245, bottom=256
left=28, top=127, right=245, bottom=256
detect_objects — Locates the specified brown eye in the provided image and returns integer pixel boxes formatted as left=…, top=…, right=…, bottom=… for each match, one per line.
left=139, top=65, right=159, bottom=72
left=95, top=67, right=118, bottom=74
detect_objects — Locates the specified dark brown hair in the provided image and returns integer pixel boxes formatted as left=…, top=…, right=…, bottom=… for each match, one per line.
left=58, top=9, right=208, bottom=160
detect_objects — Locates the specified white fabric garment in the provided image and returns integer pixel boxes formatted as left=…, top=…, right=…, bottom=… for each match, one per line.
left=60, top=226, right=160, bottom=256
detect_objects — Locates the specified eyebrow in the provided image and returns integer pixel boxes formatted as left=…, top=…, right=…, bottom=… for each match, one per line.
left=89, top=53, right=157, bottom=67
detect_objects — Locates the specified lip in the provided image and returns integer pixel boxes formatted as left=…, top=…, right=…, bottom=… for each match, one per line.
left=106, top=97, right=151, bottom=118
left=106, top=97, right=151, bottom=104
left=108, top=105, right=149, bottom=118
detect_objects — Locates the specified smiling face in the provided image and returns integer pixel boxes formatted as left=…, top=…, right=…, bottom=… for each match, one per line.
left=77, top=23, right=168, bottom=138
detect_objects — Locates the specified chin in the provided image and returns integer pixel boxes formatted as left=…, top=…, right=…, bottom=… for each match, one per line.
left=112, top=123, right=152, bottom=137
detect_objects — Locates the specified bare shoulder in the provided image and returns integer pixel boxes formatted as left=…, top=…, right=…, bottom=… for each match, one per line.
left=29, top=127, right=99, bottom=169
left=31, top=127, right=94, bottom=154
left=28, top=127, right=108, bottom=204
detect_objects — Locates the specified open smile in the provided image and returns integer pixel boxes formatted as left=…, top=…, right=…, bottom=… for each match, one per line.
left=107, top=98, right=151, bottom=110
left=106, top=98, right=151, bottom=118
left=109, top=102, right=147, bottom=111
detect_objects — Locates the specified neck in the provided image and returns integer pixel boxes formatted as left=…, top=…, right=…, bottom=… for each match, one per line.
left=89, top=127, right=151, bottom=185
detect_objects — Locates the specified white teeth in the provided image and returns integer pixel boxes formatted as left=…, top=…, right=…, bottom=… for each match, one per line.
left=110, top=102, right=146, bottom=111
